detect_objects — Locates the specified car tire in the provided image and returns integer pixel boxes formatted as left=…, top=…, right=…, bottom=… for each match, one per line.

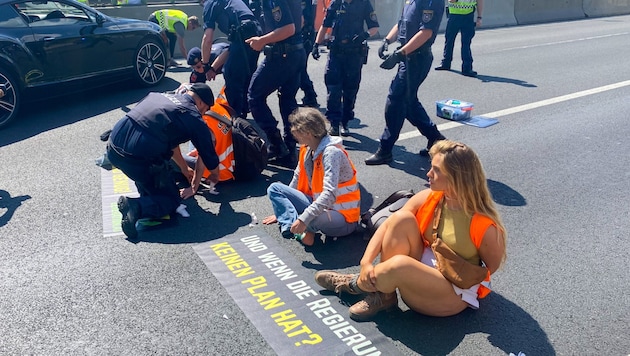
left=133, top=38, right=166, bottom=87
left=0, top=69, right=20, bottom=130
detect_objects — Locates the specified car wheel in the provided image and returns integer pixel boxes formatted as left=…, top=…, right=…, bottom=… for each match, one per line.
left=133, top=38, right=166, bottom=86
left=0, top=70, right=20, bottom=129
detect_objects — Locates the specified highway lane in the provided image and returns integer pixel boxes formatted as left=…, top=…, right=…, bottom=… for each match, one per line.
left=1, top=15, right=629, bottom=355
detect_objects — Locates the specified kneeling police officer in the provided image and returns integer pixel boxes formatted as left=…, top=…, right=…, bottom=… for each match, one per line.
left=107, top=83, right=220, bottom=239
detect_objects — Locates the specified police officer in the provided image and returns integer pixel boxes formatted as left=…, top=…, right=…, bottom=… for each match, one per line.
left=107, top=84, right=220, bottom=239
left=364, top=0, right=446, bottom=165
left=435, top=0, right=483, bottom=77
left=246, top=0, right=305, bottom=166
left=312, top=0, right=378, bottom=136
left=148, top=9, right=200, bottom=66
left=201, top=0, right=262, bottom=119
left=298, top=0, right=319, bottom=108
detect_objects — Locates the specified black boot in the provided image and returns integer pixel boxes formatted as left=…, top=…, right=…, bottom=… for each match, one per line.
left=419, top=135, right=446, bottom=157
left=267, top=130, right=290, bottom=160
left=365, top=148, right=393, bottom=165
left=117, top=196, right=141, bottom=239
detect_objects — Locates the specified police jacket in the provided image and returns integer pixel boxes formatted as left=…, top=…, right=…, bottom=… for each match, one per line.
left=323, top=0, right=378, bottom=47
left=117, top=92, right=219, bottom=170
left=398, top=0, right=444, bottom=53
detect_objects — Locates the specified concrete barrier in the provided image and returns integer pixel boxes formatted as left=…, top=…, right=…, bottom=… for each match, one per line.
left=583, top=0, right=630, bottom=17
left=513, top=0, right=584, bottom=25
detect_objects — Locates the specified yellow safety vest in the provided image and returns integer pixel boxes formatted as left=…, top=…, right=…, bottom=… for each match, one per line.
left=153, top=9, right=188, bottom=33
left=296, top=145, right=361, bottom=223
left=448, top=0, right=477, bottom=15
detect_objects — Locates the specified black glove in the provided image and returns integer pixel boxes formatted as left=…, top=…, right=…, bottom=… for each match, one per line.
left=352, top=31, right=371, bottom=43
left=378, top=38, right=390, bottom=59
left=380, top=49, right=405, bottom=70
left=311, top=43, right=321, bottom=60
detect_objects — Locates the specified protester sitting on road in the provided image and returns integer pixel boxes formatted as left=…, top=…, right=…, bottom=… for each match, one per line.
left=186, top=43, right=230, bottom=84
left=315, top=140, right=507, bottom=321
left=106, top=83, right=219, bottom=239
left=262, top=107, right=361, bottom=246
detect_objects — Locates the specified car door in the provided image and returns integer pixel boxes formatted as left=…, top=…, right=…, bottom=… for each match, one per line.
left=20, top=0, right=123, bottom=81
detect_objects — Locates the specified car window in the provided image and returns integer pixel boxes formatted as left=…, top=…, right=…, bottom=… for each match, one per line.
left=0, top=4, right=29, bottom=28
left=20, top=0, right=92, bottom=26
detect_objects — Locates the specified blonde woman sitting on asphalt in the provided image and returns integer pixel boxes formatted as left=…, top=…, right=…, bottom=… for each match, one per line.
left=315, top=140, right=507, bottom=321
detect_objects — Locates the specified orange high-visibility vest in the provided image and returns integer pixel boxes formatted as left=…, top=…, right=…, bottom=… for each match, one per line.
left=188, top=100, right=235, bottom=182
left=415, top=191, right=495, bottom=298
left=296, top=144, right=360, bottom=223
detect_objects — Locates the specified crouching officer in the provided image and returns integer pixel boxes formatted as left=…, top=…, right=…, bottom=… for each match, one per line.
left=312, top=0, right=378, bottom=136
left=246, top=0, right=305, bottom=167
left=201, top=0, right=262, bottom=119
left=107, top=83, right=220, bottom=239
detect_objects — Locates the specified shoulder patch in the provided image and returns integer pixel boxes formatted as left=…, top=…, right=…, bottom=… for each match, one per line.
left=422, top=10, right=433, bottom=23
left=370, top=11, right=377, bottom=22
left=272, top=6, right=282, bottom=22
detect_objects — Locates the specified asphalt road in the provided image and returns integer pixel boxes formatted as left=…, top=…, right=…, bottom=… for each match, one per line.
left=1, top=14, right=629, bottom=355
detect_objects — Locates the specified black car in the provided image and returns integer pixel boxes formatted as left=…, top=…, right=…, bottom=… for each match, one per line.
left=0, top=0, right=168, bottom=128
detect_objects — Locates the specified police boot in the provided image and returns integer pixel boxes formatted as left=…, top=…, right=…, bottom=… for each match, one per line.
left=419, top=135, right=446, bottom=157
left=267, top=130, right=290, bottom=160
left=365, top=148, right=393, bottom=165
left=117, top=196, right=141, bottom=239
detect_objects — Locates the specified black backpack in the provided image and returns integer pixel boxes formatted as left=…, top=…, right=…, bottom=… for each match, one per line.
left=206, top=108, right=268, bottom=181
left=361, top=189, right=415, bottom=237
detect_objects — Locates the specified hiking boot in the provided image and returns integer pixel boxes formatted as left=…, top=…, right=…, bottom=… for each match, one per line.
left=329, top=125, right=340, bottom=136
left=419, top=135, right=446, bottom=157
left=348, top=292, right=398, bottom=322
left=314, top=270, right=361, bottom=295
left=341, top=123, right=350, bottom=136
left=117, top=196, right=140, bottom=239
left=364, top=148, right=393, bottom=165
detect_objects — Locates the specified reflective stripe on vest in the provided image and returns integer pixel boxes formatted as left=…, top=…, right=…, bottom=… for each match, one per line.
left=415, top=191, right=494, bottom=298
left=448, top=0, right=476, bottom=15
left=296, top=145, right=361, bottom=223
left=201, top=103, right=235, bottom=182
left=154, top=10, right=188, bottom=32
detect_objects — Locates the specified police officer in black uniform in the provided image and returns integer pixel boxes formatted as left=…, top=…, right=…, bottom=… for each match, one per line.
left=365, top=0, right=446, bottom=165
left=312, top=0, right=378, bottom=136
left=246, top=0, right=305, bottom=166
left=298, top=0, right=319, bottom=107
left=201, top=0, right=262, bottom=119
left=107, top=83, right=220, bottom=239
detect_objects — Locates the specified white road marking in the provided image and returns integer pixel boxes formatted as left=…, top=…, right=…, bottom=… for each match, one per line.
left=496, top=32, right=630, bottom=52
left=399, top=79, right=630, bottom=142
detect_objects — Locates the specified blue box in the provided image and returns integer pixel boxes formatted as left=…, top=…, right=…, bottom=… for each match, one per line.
left=436, top=99, right=474, bottom=121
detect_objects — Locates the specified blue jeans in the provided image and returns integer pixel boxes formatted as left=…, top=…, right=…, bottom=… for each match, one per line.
left=267, top=182, right=357, bottom=237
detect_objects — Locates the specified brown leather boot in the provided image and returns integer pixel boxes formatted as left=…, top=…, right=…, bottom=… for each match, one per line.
left=348, top=291, right=398, bottom=321
left=314, top=270, right=361, bottom=295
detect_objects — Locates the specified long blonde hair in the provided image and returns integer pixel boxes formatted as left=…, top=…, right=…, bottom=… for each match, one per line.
left=430, top=140, right=507, bottom=265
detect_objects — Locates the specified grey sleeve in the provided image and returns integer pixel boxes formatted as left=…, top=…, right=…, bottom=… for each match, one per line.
left=173, top=22, right=186, bottom=37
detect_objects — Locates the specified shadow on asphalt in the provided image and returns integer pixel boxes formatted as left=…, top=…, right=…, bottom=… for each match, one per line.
left=0, top=78, right=183, bottom=148
left=0, top=189, right=31, bottom=227
left=373, top=292, right=554, bottom=355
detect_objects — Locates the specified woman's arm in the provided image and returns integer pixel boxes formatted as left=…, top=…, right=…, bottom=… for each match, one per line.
left=478, top=225, right=505, bottom=274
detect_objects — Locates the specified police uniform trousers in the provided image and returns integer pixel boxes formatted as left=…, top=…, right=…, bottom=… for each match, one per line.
left=379, top=50, right=442, bottom=153
left=107, top=118, right=181, bottom=219
left=223, top=40, right=260, bottom=119
left=248, top=46, right=306, bottom=145
left=441, top=12, right=476, bottom=71
left=299, top=36, right=318, bottom=102
left=324, top=47, right=363, bottom=127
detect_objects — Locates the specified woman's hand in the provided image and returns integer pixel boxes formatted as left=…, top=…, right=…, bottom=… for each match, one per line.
left=262, top=215, right=277, bottom=225
left=357, top=263, right=378, bottom=292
